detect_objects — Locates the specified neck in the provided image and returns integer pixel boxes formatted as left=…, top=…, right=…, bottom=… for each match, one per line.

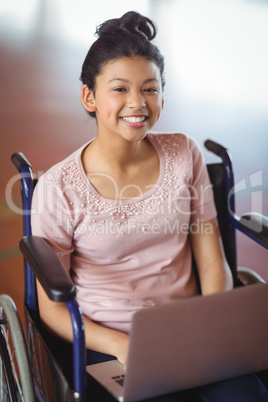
left=91, top=134, right=148, bottom=169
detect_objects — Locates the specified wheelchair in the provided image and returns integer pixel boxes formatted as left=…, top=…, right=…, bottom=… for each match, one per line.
left=0, top=139, right=267, bottom=401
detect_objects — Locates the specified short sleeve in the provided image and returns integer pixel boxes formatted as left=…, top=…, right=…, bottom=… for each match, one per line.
left=188, top=137, right=217, bottom=224
left=31, top=171, right=75, bottom=272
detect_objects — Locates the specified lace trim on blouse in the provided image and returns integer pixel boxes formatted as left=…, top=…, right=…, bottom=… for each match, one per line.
left=60, top=134, right=186, bottom=217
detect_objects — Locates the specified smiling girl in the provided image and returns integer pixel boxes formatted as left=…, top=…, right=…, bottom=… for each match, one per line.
left=31, top=11, right=267, bottom=401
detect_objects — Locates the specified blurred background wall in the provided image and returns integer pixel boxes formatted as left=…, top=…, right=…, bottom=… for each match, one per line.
left=0, top=0, right=267, bottom=315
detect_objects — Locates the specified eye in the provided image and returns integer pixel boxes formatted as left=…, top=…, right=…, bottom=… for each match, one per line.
left=144, top=87, right=158, bottom=93
left=114, top=87, right=127, bottom=92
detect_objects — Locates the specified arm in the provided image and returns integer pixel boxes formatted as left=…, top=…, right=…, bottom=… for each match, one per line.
left=37, top=281, right=129, bottom=368
left=31, top=169, right=130, bottom=367
left=190, top=217, right=233, bottom=295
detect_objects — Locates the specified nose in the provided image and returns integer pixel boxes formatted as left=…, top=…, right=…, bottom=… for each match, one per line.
left=127, top=91, right=146, bottom=109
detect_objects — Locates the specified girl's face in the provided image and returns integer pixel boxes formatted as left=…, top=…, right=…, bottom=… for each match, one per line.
left=82, top=56, right=164, bottom=143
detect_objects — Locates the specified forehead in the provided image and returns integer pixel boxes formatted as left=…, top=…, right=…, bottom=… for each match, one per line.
left=98, top=56, right=161, bottom=82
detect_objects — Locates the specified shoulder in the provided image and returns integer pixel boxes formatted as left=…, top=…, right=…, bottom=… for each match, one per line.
left=36, top=142, right=90, bottom=188
left=33, top=141, right=92, bottom=214
left=148, top=132, right=202, bottom=154
left=148, top=133, right=206, bottom=177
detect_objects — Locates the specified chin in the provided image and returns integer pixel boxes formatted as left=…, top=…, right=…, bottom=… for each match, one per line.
left=122, top=131, right=148, bottom=143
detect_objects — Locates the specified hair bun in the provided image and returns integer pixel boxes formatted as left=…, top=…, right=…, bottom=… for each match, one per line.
left=96, top=11, right=156, bottom=41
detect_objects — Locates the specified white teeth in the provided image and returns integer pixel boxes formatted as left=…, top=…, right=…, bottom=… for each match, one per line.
left=122, top=116, right=146, bottom=123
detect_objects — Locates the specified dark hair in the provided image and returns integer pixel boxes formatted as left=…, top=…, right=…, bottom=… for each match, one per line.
left=80, top=11, right=165, bottom=117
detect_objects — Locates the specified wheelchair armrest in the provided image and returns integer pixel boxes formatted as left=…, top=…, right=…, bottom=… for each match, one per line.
left=237, top=267, right=266, bottom=285
left=235, top=212, right=268, bottom=248
left=20, top=236, right=86, bottom=396
left=19, top=235, right=76, bottom=302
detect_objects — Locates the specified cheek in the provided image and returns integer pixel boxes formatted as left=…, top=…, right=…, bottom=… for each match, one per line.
left=151, top=98, right=163, bottom=116
left=102, top=97, right=124, bottom=116
left=151, top=96, right=163, bottom=108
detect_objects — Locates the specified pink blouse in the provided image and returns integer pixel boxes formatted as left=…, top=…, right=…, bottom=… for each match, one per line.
left=31, top=133, right=217, bottom=333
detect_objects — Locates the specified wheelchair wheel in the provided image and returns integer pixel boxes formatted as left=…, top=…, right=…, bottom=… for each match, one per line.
left=0, top=295, right=35, bottom=401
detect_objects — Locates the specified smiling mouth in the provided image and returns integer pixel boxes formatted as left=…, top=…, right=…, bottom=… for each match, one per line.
left=121, top=116, right=148, bottom=123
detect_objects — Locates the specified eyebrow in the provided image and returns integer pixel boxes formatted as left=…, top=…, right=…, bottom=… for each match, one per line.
left=108, top=78, right=160, bottom=84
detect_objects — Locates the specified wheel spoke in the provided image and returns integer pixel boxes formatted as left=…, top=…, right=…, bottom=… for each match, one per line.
left=0, top=296, right=35, bottom=401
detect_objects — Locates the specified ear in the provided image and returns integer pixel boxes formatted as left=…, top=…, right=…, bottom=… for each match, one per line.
left=161, top=97, right=164, bottom=110
left=81, top=84, right=96, bottom=112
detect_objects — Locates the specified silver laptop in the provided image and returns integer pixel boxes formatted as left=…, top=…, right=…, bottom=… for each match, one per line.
left=86, top=283, right=268, bottom=402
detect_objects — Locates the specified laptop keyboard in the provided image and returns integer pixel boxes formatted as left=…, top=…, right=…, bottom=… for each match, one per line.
left=112, top=374, right=125, bottom=387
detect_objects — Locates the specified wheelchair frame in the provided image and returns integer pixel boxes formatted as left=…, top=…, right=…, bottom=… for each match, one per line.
left=11, top=154, right=86, bottom=400
left=0, top=139, right=267, bottom=401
